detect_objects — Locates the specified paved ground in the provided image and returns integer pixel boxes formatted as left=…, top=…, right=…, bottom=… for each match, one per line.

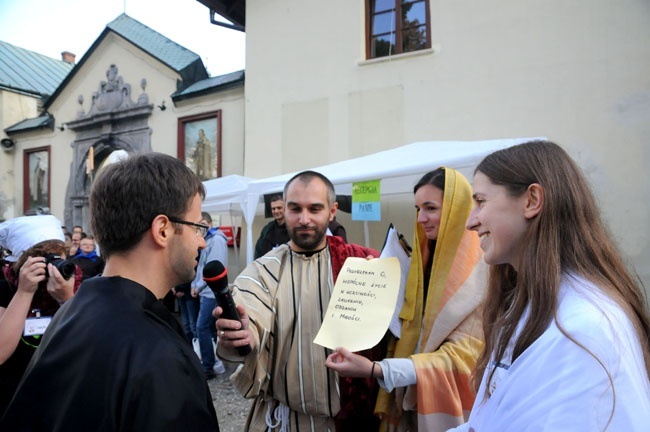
left=208, top=359, right=252, bottom=432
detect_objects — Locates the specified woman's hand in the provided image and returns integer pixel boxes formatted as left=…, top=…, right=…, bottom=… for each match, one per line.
left=45, top=264, right=75, bottom=304
left=325, top=347, right=382, bottom=378
left=17, top=256, right=48, bottom=294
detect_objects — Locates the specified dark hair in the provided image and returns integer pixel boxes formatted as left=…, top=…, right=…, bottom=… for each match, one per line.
left=474, top=140, right=650, bottom=404
left=283, top=170, right=336, bottom=205
left=90, top=152, right=205, bottom=258
left=269, top=193, right=283, bottom=203
left=414, top=168, right=446, bottom=284
left=201, top=211, right=212, bottom=224
left=414, top=167, right=446, bottom=194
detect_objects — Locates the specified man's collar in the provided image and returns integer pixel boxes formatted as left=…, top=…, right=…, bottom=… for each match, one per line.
left=289, top=242, right=328, bottom=257
left=204, top=226, right=219, bottom=239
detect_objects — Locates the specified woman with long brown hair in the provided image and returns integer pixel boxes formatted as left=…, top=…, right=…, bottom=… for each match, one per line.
left=457, top=140, right=650, bottom=431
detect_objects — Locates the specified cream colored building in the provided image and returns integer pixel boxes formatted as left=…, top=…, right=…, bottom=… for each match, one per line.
left=1, top=14, right=244, bottom=235
left=201, top=0, right=650, bottom=288
left=0, top=42, right=74, bottom=220
left=3, top=2, right=650, bottom=289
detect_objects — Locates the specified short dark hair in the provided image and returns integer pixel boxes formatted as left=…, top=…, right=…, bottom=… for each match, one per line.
left=284, top=171, right=336, bottom=206
left=201, top=211, right=212, bottom=224
left=269, top=193, right=283, bottom=203
left=90, top=152, right=205, bottom=258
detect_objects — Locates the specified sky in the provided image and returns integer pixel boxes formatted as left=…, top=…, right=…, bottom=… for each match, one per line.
left=0, top=0, right=246, bottom=77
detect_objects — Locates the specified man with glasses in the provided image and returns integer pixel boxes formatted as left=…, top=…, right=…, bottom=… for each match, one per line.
left=1, top=153, right=220, bottom=431
left=191, top=211, right=229, bottom=379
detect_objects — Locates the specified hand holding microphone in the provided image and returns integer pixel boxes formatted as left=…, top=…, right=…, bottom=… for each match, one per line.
left=203, top=260, right=252, bottom=356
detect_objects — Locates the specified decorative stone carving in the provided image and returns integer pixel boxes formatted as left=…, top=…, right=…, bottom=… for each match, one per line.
left=77, top=95, right=85, bottom=118
left=137, top=78, right=149, bottom=105
left=63, top=63, right=154, bottom=230
left=86, top=65, right=151, bottom=116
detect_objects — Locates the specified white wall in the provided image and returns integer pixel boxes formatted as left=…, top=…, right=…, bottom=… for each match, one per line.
left=243, top=0, right=650, bottom=289
left=0, top=90, right=41, bottom=220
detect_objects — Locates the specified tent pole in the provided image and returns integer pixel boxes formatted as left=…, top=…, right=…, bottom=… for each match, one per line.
left=229, top=208, right=239, bottom=275
left=364, top=221, right=370, bottom=248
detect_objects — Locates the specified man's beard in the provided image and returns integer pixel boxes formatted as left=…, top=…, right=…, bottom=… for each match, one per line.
left=290, top=224, right=327, bottom=251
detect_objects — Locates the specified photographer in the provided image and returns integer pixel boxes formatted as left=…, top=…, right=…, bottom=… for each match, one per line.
left=0, top=215, right=81, bottom=417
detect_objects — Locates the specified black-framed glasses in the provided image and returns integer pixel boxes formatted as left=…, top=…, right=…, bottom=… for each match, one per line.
left=167, top=216, right=209, bottom=238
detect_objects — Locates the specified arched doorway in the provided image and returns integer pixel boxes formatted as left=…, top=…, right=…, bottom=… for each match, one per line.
left=63, top=65, right=153, bottom=233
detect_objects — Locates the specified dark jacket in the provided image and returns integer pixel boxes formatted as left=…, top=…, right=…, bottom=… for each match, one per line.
left=0, top=277, right=220, bottom=431
left=254, top=220, right=290, bottom=259
left=71, top=252, right=105, bottom=280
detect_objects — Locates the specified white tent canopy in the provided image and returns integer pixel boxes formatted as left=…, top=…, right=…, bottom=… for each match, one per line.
left=202, top=174, right=254, bottom=214
left=201, top=174, right=254, bottom=272
left=204, top=138, right=544, bottom=263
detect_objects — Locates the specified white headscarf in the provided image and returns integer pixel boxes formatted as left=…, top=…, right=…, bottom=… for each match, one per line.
left=0, top=215, right=65, bottom=262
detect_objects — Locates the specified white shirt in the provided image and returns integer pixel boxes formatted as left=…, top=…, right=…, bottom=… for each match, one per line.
left=451, top=273, right=650, bottom=431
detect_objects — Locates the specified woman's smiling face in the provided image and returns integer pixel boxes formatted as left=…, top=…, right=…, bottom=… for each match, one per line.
left=466, top=171, right=530, bottom=270
left=415, top=184, right=444, bottom=241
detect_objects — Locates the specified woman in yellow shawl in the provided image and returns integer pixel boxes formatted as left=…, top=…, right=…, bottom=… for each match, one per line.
left=326, top=167, right=486, bottom=431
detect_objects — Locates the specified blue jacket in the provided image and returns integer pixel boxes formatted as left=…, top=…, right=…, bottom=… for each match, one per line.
left=191, top=227, right=229, bottom=299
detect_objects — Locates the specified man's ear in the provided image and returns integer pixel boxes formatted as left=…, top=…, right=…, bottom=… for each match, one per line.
left=524, top=183, right=544, bottom=220
left=329, top=202, right=339, bottom=222
left=150, top=215, right=172, bottom=247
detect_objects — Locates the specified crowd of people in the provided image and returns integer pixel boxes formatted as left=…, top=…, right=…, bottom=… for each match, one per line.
left=0, top=140, right=648, bottom=431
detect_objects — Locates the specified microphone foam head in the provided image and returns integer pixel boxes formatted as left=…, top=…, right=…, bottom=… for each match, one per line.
left=203, top=260, right=227, bottom=280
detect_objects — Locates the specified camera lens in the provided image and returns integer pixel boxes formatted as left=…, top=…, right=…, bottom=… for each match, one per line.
left=54, top=260, right=75, bottom=280
left=44, top=254, right=75, bottom=280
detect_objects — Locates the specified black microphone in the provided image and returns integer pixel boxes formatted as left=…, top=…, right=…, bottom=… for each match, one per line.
left=202, top=260, right=252, bottom=355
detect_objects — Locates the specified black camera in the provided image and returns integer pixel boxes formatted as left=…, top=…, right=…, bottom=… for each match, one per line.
left=44, top=253, right=75, bottom=280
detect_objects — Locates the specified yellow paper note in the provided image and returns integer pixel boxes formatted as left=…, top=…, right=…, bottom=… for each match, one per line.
left=313, top=257, right=400, bottom=351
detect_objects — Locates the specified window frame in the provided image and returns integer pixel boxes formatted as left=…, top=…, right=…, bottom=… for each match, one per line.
left=177, top=110, right=223, bottom=181
left=23, top=145, right=51, bottom=213
left=365, top=0, right=431, bottom=60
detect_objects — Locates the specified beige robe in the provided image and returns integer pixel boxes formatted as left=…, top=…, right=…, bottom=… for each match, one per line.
left=220, top=245, right=339, bottom=431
